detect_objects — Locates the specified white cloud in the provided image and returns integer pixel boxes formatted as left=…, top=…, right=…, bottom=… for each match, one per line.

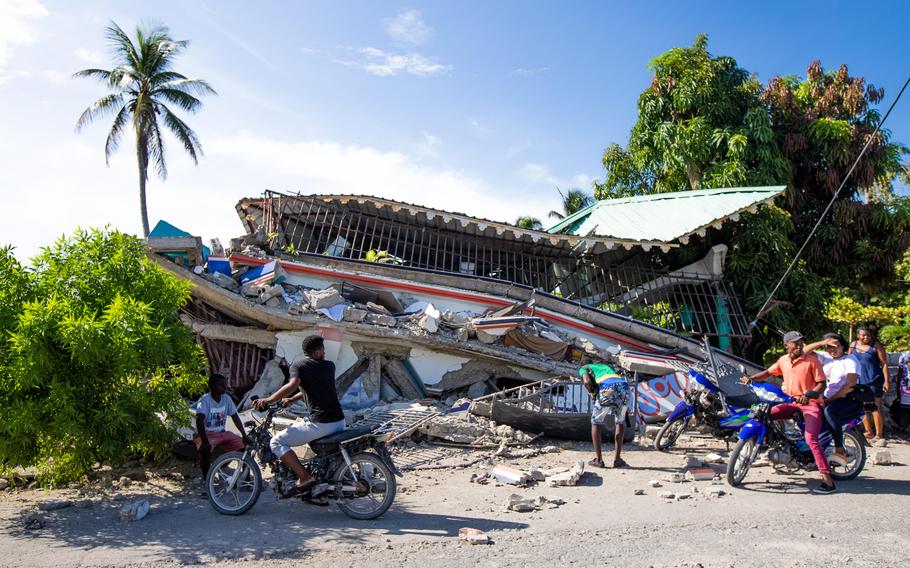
left=340, top=47, right=450, bottom=77
left=75, top=46, right=102, bottom=65
left=416, top=132, right=441, bottom=159
left=383, top=9, right=432, bottom=46
left=512, top=66, right=550, bottom=77
left=518, top=163, right=593, bottom=192
left=3, top=130, right=557, bottom=261
left=0, top=0, right=49, bottom=66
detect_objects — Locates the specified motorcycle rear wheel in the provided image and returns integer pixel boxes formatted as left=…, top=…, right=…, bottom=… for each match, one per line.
left=334, top=452, right=396, bottom=520
left=206, top=451, right=262, bottom=516
left=654, top=417, right=687, bottom=452
left=829, top=429, right=866, bottom=481
left=727, top=437, right=760, bottom=486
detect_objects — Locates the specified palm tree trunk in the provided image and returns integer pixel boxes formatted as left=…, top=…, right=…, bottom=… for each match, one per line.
left=136, top=134, right=150, bottom=237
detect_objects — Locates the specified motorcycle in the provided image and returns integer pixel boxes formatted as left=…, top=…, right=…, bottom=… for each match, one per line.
left=726, top=381, right=868, bottom=487
left=653, top=365, right=759, bottom=451
left=205, top=404, right=400, bottom=519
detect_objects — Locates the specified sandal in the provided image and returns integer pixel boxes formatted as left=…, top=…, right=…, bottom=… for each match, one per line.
left=281, top=478, right=319, bottom=499
left=613, top=458, right=629, bottom=468
left=588, top=458, right=605, bottom=468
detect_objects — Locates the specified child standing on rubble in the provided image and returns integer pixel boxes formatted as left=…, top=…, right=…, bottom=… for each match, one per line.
left=194, top=374, right=249, bottom=493
left=580, top=362, right=630, bottom=468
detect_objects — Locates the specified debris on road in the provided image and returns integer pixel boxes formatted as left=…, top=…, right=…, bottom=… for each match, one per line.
left=648, top=479, right=662, bottom=488
left=491, top=465, right=532, bottom=486
left=120, top=499, right=150, bottom=522
left=872, top=451, right=892, bottom=466
left=634, top=488, right=646, bottom=495
left=686, top=469, right=716, bottom=481
left=538, top=495, right=565, bottom=508
left=660, top=491, right=676, bottom=499
left=704, top=452, right=725, bottom=464
left=548, top=460, right=585, bottom=487
left=459, top=527, right=492, bottom=545
left=506, top=493, right=538, bottom=512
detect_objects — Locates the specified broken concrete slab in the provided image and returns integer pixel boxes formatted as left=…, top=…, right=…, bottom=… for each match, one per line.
left=342, top=306, right=368, bottom=323
left=538, top=495, right=565, bottom=508
left=648, top=479, right=662, bottom=488
left=633, top=489, right=646, bottom=495
left=686, top=468, right=716, bottom=481
left=548, top=460, right=585, bottom=487
left=459, top=527, right=492, bottom=545
left=704, top=452, right=725, bottom=464
left=365, top=313, right=397, bottom=327
left=707, top=487, right=726, bottom=497
left=506, top=493, right=537, bottom=512
left=491, top=465, right=531, bottom=486
left=306, top=287, right=343, bottom=310
left=872, top=450, right=892, bottom=465
left=529, top=466, right=547, bottom=482
left=660, top=491, right=676, bottom=499
left=119, top=499, right=150, bottom=521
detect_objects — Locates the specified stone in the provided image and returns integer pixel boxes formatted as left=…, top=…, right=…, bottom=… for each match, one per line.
left=873, top=438, right=888, bottom=448
left=342, top=306, right=367, bottom=323
left=209, top=271, right=239, bottom=292
left=265, top=296, right=282, bottom=308
left=306, top=287, right=343, bottom=309
left=490, top=465, right=531, bottom=486
left=256, top=284, right=284, bottom=304
left=548, top=461, right=585, bottom=487
left=119, top=499, right=150, bottom=521
left=684, top=454, right=704, bottom=468
left=38, top=499, right=72, bottom=511
left=365, top=313, right=397, bottom=327
left=21, top=512, right=44, bottom=530
left=538, top=495, right=565, bottom=507
left=634, top=489, right=646, bottom=495
left=644, top=425, right=662, bottom=439
left=118, top=476, right=132, bottom=487
left=648, top=479, right=662, bottom=488
left=506, top=494, right=537, bottom=512
left=287, top=301, right=309, bottom=316
left=704, top=452, right=725, bottom=464
left=675, top=493, right=691, bottom=500
left=666, top=472, right=687, bottom=483
left=872, top=450, right=892, bottom=466
left=459, top=527, right=492, bottom=545
left=529, top=466, right=548, bottom=482
left=0, top=478, right=8, bottom=491
left=660, top=491, right=676, bottom=499
left=455, top=327, right=471, bottom=342
left=707, top=487, right=726, bottom=498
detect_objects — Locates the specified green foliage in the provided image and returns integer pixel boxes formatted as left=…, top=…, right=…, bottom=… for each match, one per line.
left=595, top=34, right=788, bottom=198
left=0, top=229, right=206, bottom=485
left=548, top=188, right=594, bottom=221
left=515, top=216, right=544, bottom=230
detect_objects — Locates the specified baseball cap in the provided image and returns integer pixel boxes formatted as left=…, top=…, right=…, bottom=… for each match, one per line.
left=782, top=331, right=804, bottom=344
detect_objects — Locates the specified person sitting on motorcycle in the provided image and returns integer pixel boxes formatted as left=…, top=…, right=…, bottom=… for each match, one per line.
left=195, top=374, right=249, bottom=488
left=803, top=333, right=860, bottom=467
left=580, top=362, right=630, bottom=468
left=744, top=330, right=835, bottom=494
left=253, top=335, right=346, bottom=496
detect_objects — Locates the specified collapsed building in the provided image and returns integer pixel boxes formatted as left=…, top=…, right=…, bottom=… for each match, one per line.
left=150, top=188, right=776, bottom=430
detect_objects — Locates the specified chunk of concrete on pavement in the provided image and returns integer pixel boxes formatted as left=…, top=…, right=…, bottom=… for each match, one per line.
left=872, top=450, right=892, bottom=465
left=119, top=499, right=150, bottom=521
left=704, top=452, right=725, bottom=464
left=459, top=527, right=492, bottom=545
left=686, top=468, right=716, bottom=481
left=648, top=479, right=662, bottom=488
left=548, top=460, right=585, bottom=487
left=506, top=494, right=537, bottom=512
left=491, top=465, right=531, bottom=486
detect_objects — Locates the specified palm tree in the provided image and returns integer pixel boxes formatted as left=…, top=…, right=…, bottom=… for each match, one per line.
left=515, top=216, right=543, bottom=230
left=548, top=187, right=594, bottom=220
left=74, top=22, right=215, bottom=237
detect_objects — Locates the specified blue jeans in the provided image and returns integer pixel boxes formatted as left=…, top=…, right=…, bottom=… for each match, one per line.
left=823, top=397, right=863, bottom=448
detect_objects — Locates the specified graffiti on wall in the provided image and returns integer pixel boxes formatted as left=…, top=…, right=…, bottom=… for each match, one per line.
left=636, top=372, right=690, bottom=420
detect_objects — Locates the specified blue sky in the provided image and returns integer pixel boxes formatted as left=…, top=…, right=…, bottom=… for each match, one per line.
left=1, top=0, right=909, bottom=260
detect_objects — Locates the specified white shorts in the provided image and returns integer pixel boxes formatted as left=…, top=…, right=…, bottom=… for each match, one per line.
left=270, top=418, right=346, bottom=457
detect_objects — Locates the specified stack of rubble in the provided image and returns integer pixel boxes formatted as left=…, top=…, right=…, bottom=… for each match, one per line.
left=418, top=412, right=535, bottom=446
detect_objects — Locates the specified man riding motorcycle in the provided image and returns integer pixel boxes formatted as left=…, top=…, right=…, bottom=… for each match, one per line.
left=743, top=330, right=835, bottom=494
left=253, top=335, right=345, bottom=496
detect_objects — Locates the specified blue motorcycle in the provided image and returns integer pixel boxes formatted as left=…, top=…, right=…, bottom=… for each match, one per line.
left=653, top=367, right=759, bottom=451
left=726, top=382, right=867, bottom=486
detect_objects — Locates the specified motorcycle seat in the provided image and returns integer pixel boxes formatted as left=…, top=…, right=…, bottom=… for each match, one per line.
left=723, top=391, right=760, bottom=409
left=310, top=426, right=373, bottom=451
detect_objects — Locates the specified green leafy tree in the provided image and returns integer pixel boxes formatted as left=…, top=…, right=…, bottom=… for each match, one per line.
left=548, top=188, right=594, bottom=220
left=595, top=33, right=787, bottom=199
left=74, top=22, right=215, bottom=237
left=515, top=216, right=543, bottom=230
left=0, top=229, right=206, bottom=485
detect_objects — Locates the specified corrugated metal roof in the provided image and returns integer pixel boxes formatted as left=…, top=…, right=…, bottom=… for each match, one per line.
left=546, top=186, right=785, bottom=244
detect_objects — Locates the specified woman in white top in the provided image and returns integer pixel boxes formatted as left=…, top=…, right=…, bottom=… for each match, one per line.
left=805, top=333, right=861, bottom=466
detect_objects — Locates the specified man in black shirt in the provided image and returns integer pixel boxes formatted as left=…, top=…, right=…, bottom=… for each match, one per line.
left=253, top=335, right=346, bottom=495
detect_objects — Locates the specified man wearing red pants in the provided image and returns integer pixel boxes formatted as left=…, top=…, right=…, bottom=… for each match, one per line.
left=745, top=331, right=834, bottom=493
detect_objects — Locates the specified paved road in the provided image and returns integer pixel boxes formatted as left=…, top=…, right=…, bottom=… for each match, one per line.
left=2, top=438, right=908, bottom=567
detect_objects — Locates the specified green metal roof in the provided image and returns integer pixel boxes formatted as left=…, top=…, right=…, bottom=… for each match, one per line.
left=546, top=186, right=785, bottom=244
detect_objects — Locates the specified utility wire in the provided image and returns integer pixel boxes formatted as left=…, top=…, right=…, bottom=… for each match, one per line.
left=750, top=73, right=910, bottom=330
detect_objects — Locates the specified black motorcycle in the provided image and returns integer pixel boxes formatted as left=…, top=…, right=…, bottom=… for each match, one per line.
left=205, top=404, right=400, bottom=519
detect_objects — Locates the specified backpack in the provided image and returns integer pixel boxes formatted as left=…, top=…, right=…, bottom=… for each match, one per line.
left=848, top=383, right=875, bottom=403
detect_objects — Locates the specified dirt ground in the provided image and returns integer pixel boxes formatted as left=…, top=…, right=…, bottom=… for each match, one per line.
left=2, top=434, right=908, bottom=568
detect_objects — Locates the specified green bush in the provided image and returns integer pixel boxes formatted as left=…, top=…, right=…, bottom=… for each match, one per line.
left=0, top=229, right=206, bottom=485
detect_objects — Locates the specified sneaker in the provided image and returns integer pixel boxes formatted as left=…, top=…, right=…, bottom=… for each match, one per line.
left=812, top=482, right=837, bottom=494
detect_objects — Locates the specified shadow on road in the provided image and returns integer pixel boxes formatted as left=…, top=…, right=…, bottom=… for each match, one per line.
left=8, top=494, right=529, bottom=564
left=733, top=473, right=910, bottom=496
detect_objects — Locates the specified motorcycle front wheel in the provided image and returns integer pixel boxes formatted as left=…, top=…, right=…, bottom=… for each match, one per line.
left=206, top=451, right=263, bottom=516
left=334, top=452, right=397, bottom=520
left=654, top=416, right=688, bottom=452
left=727, top=437, right=760, bottom=487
